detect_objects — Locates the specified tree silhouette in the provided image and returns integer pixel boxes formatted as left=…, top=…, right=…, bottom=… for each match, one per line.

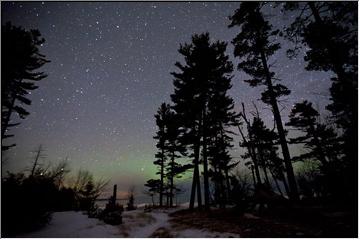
left=229, top=2, right=299, bottom=200
left=206, top=73, right=239, bottom=207
left=30, top=145, right=46, bottom=176
left=286, top=101, right=343, bottom=197
left=287, top=101, right=329, bottom=164
left=144, top=179, right=161, bottom=206
left=162, top=103, right=190, bottom=207
left=238, top=103, right=262, bottom=186
left=2, top=22, right=50, bottom=151
left=238, top=103, right=290, bottom=198
left=153, top=103, right=170, bottom=207
left=283, top=2, right=357, bottom=200
left=171, top=32, right=234, bottom=209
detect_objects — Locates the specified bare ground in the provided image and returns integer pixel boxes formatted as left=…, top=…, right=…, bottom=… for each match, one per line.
left=169, top=206, right=357, bottom=237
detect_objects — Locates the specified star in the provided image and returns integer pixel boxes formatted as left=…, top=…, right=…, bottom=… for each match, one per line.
left=2, top=1, right=334, bottom=201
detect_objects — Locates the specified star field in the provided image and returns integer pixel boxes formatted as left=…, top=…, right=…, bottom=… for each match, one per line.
left=2, top=2, right=333, bottom=197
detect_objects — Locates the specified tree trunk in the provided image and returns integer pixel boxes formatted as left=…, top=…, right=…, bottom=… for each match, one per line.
left=202, top=109, right=210, bottom=209
left=170, top=151, right=175, bottom=207
left=257, top=147, right=270, bottom=187
left=159, top=147, right=164, bottom=207
left=237, top=124, right=262, bottom=185
left=189, top=161, right=197, bottom=209
left=224, top=167, right=231, bottom=203
left=309, top=123, right=328, bottom=166
left=196, top=155, right=203, bottom=209
left=270, top=169, right=284, bottom=197
left=280, top=171, right=290, bottom=198
left=219, top=171, right=226, bottom=209
left=263, top=166, right=271, bottom=187
left=112, top=184, right=117, bottom=206
left=259, top=49, right=299, bottom=201
left=31, top=145, right=43, bottom=176
left=166, top=192, right=169, bottom=207
left=190, top=137, right=202, bottom=209
left=251, top=165, right=257, bottom=186
left=308, top=2, right=323, bottom=24
left=215, top=164, right=225, bottom=208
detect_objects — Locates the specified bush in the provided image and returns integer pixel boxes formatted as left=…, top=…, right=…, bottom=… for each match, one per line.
left=126, top=193, right=137, bottom=211
left=97, top=197, right=123, bottom=225
left=229, top=174, right=253, bottom=213
left=102, top=211, right=123, bottom=225
left=55, top=187, right=76, bottom=211
left=2, top=166, right=107, bottom=236
left=2, top=173, right=57, bottom=236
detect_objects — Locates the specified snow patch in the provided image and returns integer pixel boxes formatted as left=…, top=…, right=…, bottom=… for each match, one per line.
left=16, top=208, right=240, bottom=238
left=16, top=211, right=120, bottom=238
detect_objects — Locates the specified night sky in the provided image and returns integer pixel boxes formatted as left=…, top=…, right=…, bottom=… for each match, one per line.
left=2, top=2, right=332, bottom=200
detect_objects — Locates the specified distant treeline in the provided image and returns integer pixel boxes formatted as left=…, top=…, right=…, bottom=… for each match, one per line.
left=2, top=156, right=108, bottom=237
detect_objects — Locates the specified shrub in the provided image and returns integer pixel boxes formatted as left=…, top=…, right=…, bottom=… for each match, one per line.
left=97, top=198, right=124, bottom=225
left=2, top=173, right=57, bottom=236
left=102, top=211, right=123, bottom=225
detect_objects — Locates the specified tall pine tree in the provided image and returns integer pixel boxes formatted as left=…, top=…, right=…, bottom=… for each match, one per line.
left=153, top=103, right=169, bottom=207
left=287, top=101, right=329, bottom=165
left=171, top=32, right=235, bottom=209
left=229, top=3, right=299, bottom=200
left=2, top=22, right=50, bottom=151
left=283, top=2, right=357, bottom=201
left=207, top=73, right=239, bottom=207
left=163, top=106, right=190, bottom=207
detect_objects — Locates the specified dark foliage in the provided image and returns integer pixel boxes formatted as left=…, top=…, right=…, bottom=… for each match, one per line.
left=283, top=1, right=357, bottom=204
left=170, top=32, right=238, bottom=209
left=1, top=173, right=73, bottom=236
left=77, top=180, right=99, bottom=212
left=153, top=103, right=169, bottom=206
left=97, top=198, right=123, bottom=225
left=229, top=174, right=253, bottom=213
left=229, top=2, right=299, bottom=201
left=144, top=179, right=162, bottom=206
left=286, top=101, right=340, bottom=164
left=1, top=22, right=49, bottom=151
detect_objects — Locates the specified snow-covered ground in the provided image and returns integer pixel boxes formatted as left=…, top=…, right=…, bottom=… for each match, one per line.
left=15, top=211, right=120, bottom=238
left=16, top=206, right=239, bottom=238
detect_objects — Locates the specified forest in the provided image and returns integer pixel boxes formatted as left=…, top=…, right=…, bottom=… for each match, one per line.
left=1, top=1, right=358, bottom=238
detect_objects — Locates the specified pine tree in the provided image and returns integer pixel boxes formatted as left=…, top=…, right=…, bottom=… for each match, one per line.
left=171, top=38, right=203, bottom=209
left=2, top=22, right=50, bottom=151
left=250, top=117, right=276, bottom=187
left=287, top=101, right=349, bottom=198
left=163, top=106, right=190, bottom=207
left=206, top=74, right=239, bottom=207
left=238, top=106, right=290, bottom=198
left=238, top=103, right=262, bottom=186
left=78, top=180, right=99, bottom=212
left=286, top=101, right=341, bottom=166
left=153, top=103, right=169, bottom=207
left=283, top=2, right=357, bottom=200
left=229, top=2, right=299, bottom=200
left=171, top=32, right=234, bottom=209
left=144, top=179, right=161, bottom=206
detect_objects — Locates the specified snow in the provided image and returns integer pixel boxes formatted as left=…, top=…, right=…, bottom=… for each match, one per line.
left=16, top=207, right=240, bottom=238
left=16, top=211, right=120, bottom=238
left=174, top=228, right=238, bottom=238
left=120, top=208, right=239, bottom=238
